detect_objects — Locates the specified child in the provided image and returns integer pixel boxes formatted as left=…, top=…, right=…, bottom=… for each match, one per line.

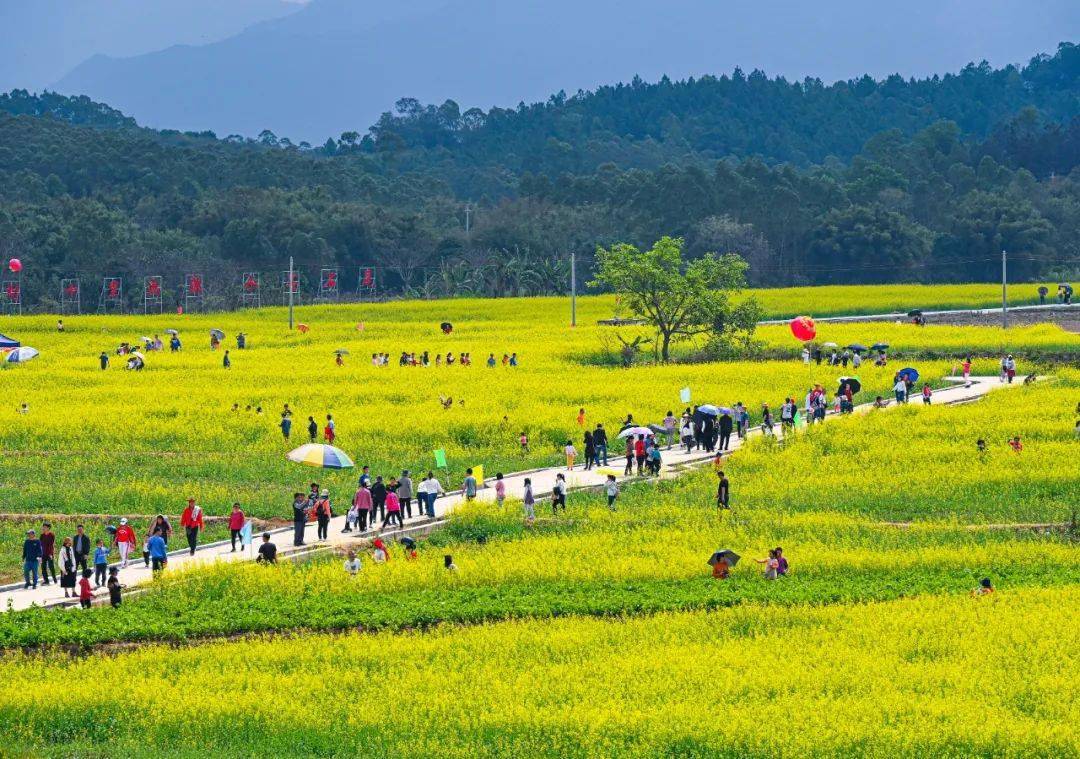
left=1009, top=436, right=1023, bottom=453
left=922, top=384, right=932, bottom=405
left=775, top=547, right=789, bottom=576
left=495, top=473, right=506, bottom=508
left=371, top=539, right=389, bottom=563
left=93, top=539, right=109, bottom=587
left=605, top=475, right=619, bottom=511
left=344, top=550, right=362, bottom=576
left=519, top=431, right=529, bottom=453
left=564, top=440, right=577, bottom=470
left=576, top=408, right=586, bottom=426
left=962, top=356, right=972, bottom=387
left=755, top=549, right=779, bottom=580
left=972, top=577, right=994, bottom=596
left=648, top=444, right=662, bottom=475
left=107, top=567, right=122, bottom=608
left=523, top=478, right=536, bottom=525
left=78, top=569, right=94, bottom=609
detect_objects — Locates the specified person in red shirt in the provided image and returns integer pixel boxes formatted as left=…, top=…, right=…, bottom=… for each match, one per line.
left=78, top=569, right=94, bottom=608
left=180, top=498, right=204, bottom=555
left=39, top=522, right=57, bottom=585
left=1008, top=436, right=1023, bottom=453
left=634, top=435, right=647, bottom=476
left=113, top=518, right=137, bottom=567
left=228, top=503, right=246, bottom=552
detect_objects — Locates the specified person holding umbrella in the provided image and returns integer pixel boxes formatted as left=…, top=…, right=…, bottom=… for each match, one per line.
left=708, top=550, right=739, bottom=579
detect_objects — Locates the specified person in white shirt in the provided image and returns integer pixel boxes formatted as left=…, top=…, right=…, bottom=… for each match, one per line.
left=552, top=473, right=567, bottom=514
left=564, top=441, right=577, bottom=470
left=894, top=378, right=908, bottom=404
left=417, top=472, right=445, bottom=518
left=343, top=550, right=362, bottom=576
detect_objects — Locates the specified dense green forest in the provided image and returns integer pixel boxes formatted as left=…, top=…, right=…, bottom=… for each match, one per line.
left=1, top=43, right=1079, bottom=309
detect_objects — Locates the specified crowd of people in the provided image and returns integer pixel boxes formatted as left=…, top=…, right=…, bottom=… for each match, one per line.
left=367, top=351, right=519, bottom=367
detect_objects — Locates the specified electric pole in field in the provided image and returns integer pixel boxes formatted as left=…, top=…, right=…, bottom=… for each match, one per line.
left=288, top=256, right=295, bottom=330
left=1001, top=249, right=1008, bottom=329
left=464, top=204, right=472, bottom=238
left=570, top=249, right=577, bottom=327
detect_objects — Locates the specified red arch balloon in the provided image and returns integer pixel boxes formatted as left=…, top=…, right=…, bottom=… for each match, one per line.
left=7, top=258, right=21, bottom=273
left=790, top=315, right=816, bottom=342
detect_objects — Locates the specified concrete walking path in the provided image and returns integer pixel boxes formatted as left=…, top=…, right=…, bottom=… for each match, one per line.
left=0, top=375, right=1017, bottom=612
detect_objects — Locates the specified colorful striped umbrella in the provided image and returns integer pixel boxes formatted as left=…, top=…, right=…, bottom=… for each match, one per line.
left=286, top=444, right=355, bottom=469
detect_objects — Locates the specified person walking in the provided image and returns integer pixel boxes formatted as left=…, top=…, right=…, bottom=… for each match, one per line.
left=397, top=470, right=414, bottom=519
left=605, top=475, right=619, bottom=511
left=382, top=489, right=403, bottom=529
left=58, top=537, right=77, bottom=597
left=718, top=411, right=734, bottom=451
left=564, top=440, right=577, bottom=470
left=223, top=350, right=231, bottom=369
left=307, top=416, right=318, bottom=443
left=291, top=492, right=308, bottom=546
left=99, top=351, right=110, bottom=370
left=761, top=404, right=774, bottom=436
left=228, top=503, right=246, bottom=552
left=72, top=525, right=91, bottom=572
left=583, top=430, right=595, bottom=470
left=552, top=473, right=567, bottom=515
left=180, top=498, right=204, bottom=555
left=522, top=477, right=536, bottom=525
left=324, top=414, right=336, bottom=444
left=350, top=483, right=372, bottom=532
left=107, top=567, right=123, bottom=608
left=39, top=522, right=57, bottom=585
left=418, top=472, right=445, bottom=518
left=78, top=569, right=95, bottom=608
left=280, top=412, right=292, bottom=441
left=716, top=471, right=730, bottom=510
left=93, top=540, right=109, bottom=587
left=922, top=384, right=933, bottom=405
left=463, top=469, right=479, bottom=501
left=681, top=418, right=694, bottom=453
left=593, top=423, right=609, bottom=466
left=663, top=411, right=677, bottom=450
left=893, top=376, right=908, bottom=404
left=113, top=518, right=136, bottom=568
left=147, top=530, right=168, bottom=572
left=21, top=529, right=42, bottom=589
left=495, top=473, right=506, bottom=508
left=779, top=399, right=796, bottom=434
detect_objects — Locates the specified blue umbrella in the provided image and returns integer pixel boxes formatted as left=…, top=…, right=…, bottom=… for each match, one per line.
left=898, top=367, right=919, bottom=383
left=697, top=404, right=720, bottom=416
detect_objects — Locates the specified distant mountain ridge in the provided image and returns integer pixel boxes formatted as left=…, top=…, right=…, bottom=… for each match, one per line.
left=50, top=0, right=1080, bottom=142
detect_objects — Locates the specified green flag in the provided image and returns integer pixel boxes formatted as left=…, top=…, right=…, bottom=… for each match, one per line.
left=434, top=449, right=447, bottom=468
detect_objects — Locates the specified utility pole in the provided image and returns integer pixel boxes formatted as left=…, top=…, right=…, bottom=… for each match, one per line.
left=570, top=249, right=577, bottom=327
left=1001, top=249, right=1007, bottom=329
left=464, top=204, right=472, bottom=237
left=288, top=256, right=295, bottom=330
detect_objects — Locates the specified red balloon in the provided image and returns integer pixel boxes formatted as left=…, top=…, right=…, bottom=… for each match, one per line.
left=790, top=315, right=816, bottom=342
left=7, top=258, right=21, bottom=273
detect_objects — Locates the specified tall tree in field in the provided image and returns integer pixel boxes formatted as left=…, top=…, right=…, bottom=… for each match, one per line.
left=590, top=236, right=748, bottom=362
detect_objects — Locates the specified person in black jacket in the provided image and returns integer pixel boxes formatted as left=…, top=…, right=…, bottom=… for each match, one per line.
left=593, top=424, right=608, bottom=466
left=370, top=476, right=388, bottom=523
left=307, top=416, right=318, bottom=443
left=292, top=492, right=308, bottom=546
left=718, top=412, right=734, bottom=451
left=702, top=416, right=717, bottom=452
left=716, top=471, right=731, bottom=510
left=72, top=525, right=91, bottom=572
left=22, top=529, right=42, bottom=589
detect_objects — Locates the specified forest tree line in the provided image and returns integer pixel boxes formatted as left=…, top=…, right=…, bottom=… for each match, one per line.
left=1, top=43, right=1079, bottom=308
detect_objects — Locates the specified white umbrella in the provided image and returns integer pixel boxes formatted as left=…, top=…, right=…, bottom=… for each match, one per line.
left=5, top=347, right=38, bottom=363
left=617, top=425, right=654, bottom=438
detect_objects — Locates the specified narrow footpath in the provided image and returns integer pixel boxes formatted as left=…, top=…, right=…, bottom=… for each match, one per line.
left=0, top=375, right=1017, bottom=612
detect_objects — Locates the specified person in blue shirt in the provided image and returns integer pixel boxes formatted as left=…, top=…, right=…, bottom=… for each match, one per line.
left=169, top=335, right=181, bottom=352
left=147, top=530, right=168, bottom=572
left=21, top=529, right=42, bottom=589
left=93, top=539, right=110, bottom=587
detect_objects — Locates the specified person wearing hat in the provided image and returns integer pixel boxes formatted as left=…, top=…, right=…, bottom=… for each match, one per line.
left=21, top=529, right=42, bottom=589
left=256, top=532, right=277, bottom=564
left=114, top=518, right=137, bottom=567
left=179, top=498, right=204, bottom=555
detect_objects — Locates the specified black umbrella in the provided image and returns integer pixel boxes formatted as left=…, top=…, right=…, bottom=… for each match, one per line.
left=907, top=309, right=923, bottom=317
left=707, top=549, right=741, bottom=568
left=871, top=342, right=889, bottom=351
left=837, top=377, right=862, bottom=394
left=846, top=343, right=867, bottom=352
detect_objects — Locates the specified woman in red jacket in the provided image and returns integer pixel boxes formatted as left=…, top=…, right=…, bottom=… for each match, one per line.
left=228, top=503, right=246, bottom=552
left=180, top=498, right=204, bottom=556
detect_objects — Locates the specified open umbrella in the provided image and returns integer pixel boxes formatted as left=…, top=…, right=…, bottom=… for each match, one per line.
left=286, top=444, right=355, bottom=469
left=209, top=329, right=225, bottom=340
left=871, top=342, right=889, bottom=351
left=846, top=343, right=867, bottom=352
left=130, top=350, right=146, bottom=360
left=334, top=348, right=350, bottom=355
left=4, top=346, right=38, bottom=363
left=907, top=310, right=923, bottom=318
left=696, top=404, right=720, bottom=416
left=837, top=376, right=861, bottom=394
left=717, top=407, right=734, bottom=416
left=140, top=336, right=153, bottom=343
left=707, top=549, right=741, bottom=568
left=898, top=367, right=919, bottom=383
left=165, top=328, right=179, bottom=336
left=617, top=426, right=654, bottom=439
